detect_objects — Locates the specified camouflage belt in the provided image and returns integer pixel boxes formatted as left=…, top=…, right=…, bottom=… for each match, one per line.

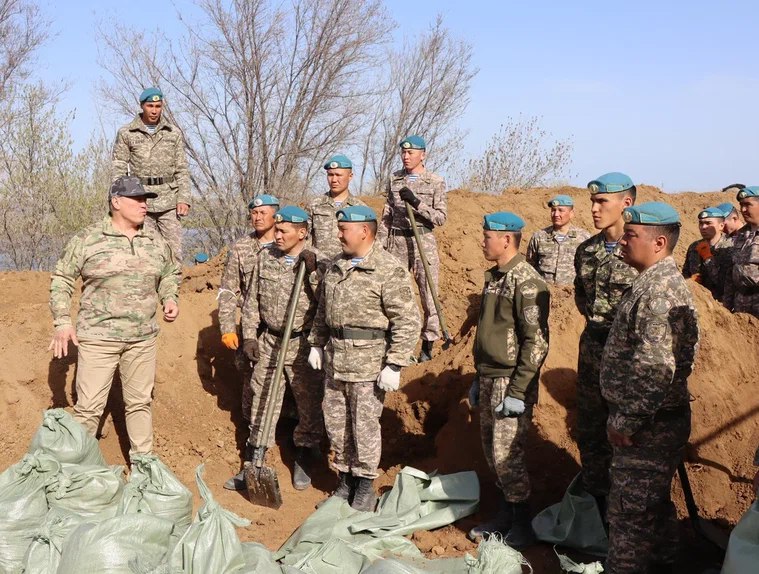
left=139, top=175, right=175, bottom=186
left=330, top=327, right=387, bottom=340
left=389, top=226, right=433, bottom=237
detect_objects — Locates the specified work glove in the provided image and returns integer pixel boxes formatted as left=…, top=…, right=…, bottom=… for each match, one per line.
left=308, top=346, right=324, bottom=370
left=495, top=396, right=525, bottom=417
left=695, top=240, right=713, bottom=261
left=468, top=376, right=480, bottom=408
left=300, top=249, right=318, bottom=274
left=398, top=186, right=421, bottom=209
left=242, top=338, right=259, bottom=362
left=221, top=332, right=239, bottom=350
left=377, top=364, right=401, bottom=392
left=691, top=273, right=703, bottom=284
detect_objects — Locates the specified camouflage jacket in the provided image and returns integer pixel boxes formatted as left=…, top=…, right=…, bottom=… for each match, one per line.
left=217, top=233, right=272, bottom=335
left=681, top=237, right=726, bottom=299
left=378, top=169, right=447, bottom=244
left=307, top=192, right=366, bottom=260
left=50, top=216, right=180, bottom=341
left=601, top=256, right=699, bottom=436
left=474, top=254, right=550, bottom=401
left=574, top=233, right=638, bottom=335
left=723, top=224, right=759, bottom=315
left=526, top=225, right=591, bottom=285
left=111, top=115, right=191, bottom=213
left=309, top=243, right=421, bottom=381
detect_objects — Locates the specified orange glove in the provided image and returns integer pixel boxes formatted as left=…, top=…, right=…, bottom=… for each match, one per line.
left=691, top=273, right=703, bottom=284
left=695, top=240, right=713, bottom=261
left=221, top=332, right=239, bottom=350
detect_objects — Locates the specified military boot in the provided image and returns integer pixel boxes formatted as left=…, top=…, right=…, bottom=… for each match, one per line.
left=502, top=502, right=536, bottom=549
left=224, top=442, right=254, bottom=491
left=333, top=471, right=354, bottom=500
left=467, top=496, right=513, bottom=541
left=292, top=446, right=320, bottom=491
left=350, top=477, right=377, bottom=512
left=418, top=340, right=434, bottom=363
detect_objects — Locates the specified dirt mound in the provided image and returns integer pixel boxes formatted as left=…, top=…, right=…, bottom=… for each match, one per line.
left=0, top=187, right=756, bottom=573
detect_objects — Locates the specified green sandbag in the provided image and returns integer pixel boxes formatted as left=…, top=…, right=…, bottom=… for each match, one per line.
left=28, top=409, right=106, bottom=467
left=45, top=463, right=124, bottom=519
left=22, top=507, right=90, bottom=574
left=721, top=498, right=759, bottom=574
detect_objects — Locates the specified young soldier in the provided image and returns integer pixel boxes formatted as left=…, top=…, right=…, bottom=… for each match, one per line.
left=681, top=206, right=728, bottom=300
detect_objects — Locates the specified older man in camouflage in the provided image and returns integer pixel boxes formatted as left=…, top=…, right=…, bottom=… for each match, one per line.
left=526, top=194, right=591, bottom=285
left=573, top=172, right=638, bottom=519
left=601, top=202, right=699, bottom=574
left=112, top=87, right=191, bottom=263
left=681, top=206, right=729, bottom=300
left=378, top=135, right=446, bottom=362
left=467, top=211, right=550, bottom=548
left=308, top=205, right=421, bottom=511
left=48, top=176, right=180, bottom=458
left=723, top=187, right=759, bottom=317
left=308, top=154, right=366, bottom=260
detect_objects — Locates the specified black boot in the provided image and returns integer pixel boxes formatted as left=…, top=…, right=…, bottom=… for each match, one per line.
left=467, top=497, right=513, bottom=541
left=502, top=502, right=536, bottom=549
left=333, top=471, right=353, bottom=500
left=418, top=340, right=434, bottom=363
left=224, top=442, right=254, bottom=491
left=350, top=477, right=377, bottom=512
left=292, top=446, right=319, bottom=491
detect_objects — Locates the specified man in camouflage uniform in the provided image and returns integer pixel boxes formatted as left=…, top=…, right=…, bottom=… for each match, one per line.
left=467, top=212, right=550, bottom=548
left=526, top=194, right=591, bottom=285
left=224, top=206, right=324, bottom=491
left=217, top=194, right=278, bottom=429
left=723, top=186, right=759, bottom=317
left=48, top=176, right=180, bottom=458
left=378, top=135, right=446, bottom=362
left=573, top=172, right=638, bottom=516
left=308, top=155, right=366, bottom=260
left=112, top=87, right=191, bottom=263
left=681, top=206, right=729, bottom=300
left=308, top=205, right=421, bottom=511
left=601, top=202, right=699, bottom=574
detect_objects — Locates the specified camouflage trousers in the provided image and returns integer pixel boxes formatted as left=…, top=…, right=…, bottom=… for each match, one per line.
left=479, top=376, right=534, bottom=503
left=386, top=233, right=441, bottom=342
left=606, top=412, right=690, bottom=574
left=144, top=208, right=183, bottom=264
left=234, top=347, right=254, bottom=423
left=576, top=329, right=612, bottom=496
left=731, top=291, right=759, bottom=318
left=247, top=333, right=324, bottom=449
left=323, top=376, right=385, bottom=479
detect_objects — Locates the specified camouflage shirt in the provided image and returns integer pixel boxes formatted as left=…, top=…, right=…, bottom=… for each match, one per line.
left=681, top=237, right=727, bottom=300
left=574, top=232, right=638, bottom=334
left=112, top=115, right=191, bottom=213
left=474, top=254, right=550, bottom=401
left=723, top=224, right=759, bottom=316
left=378, top=169, right=447, bottom=243
left=50, top=216, right=180, bottom=341
left=307, top=192, right=366, bottom=260
left=309, top=243, right=421, bottom=382
left=601, top=256, right=699, bottom=436
left=526, top=225, right=591, bottom=285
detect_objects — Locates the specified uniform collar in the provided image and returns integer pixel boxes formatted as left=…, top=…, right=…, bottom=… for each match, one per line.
left=486, top=253, right=525, bottom=279
left=127, top=114, right=172, bottom=134
left=322, top=191, right=360, bottom=206
left=336, top=242, right=379, bottom=272
left=102, top=215, right=150, bottom=239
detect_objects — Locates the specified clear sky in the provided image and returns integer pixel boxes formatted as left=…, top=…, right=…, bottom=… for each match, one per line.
left=35, top=0, right=759, bottom=192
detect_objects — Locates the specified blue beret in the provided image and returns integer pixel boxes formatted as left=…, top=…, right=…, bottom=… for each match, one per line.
left=737, top=186, right=759, bottom=200
left=623, top=202, right=680, bottom=225
left=139, top=87, right=163, bottom=103
left=483, top=211, right=525, bottom=232
left=194, top=252, right=209, bottom=264
left=248, top=194, right=279, bottom=209
left=275, top=205, right=309, bottom=223
left=716, top=202, right=737, bottom=217
left=588, top=172, right=635, bottom=195
left=697, top=207, right=725, bottom=220
left=399, top=135, right=426, bottom=150
left=547, top=194, right=574, bottom=208
left=323, top=154, right=352, bottom=170
left=336, top=205, right=377, bottom=222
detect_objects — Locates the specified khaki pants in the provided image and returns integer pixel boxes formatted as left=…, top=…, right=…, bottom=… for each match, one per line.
left=74, top=337, right=157, bottom=456
left=144, top=209, right=182, bottom=264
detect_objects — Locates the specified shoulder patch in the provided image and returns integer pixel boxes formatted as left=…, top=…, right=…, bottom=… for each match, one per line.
left=642, top=319, right=669, bottom=344
left=647, top=296, right=672, bottom=316
left=520, top=281, right=539, bottom=299
left=393, top=267, right=406, bottom=278
left=524, top=305, right=540, bottom=326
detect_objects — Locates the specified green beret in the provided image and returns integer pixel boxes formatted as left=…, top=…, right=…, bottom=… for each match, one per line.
left=323, top=154, right=352, bottom=170
left=697, top=207, right=725, bottom=220
left=623, top=202, right=680, bottom=225
left=717, top=202, right=737, bottom=217
left=588, top=172, right=635, bottom=195
left=336, top=205, right=377, bottom=222
left=483, top=211, right=525, bottom=232
left=248, top=194, right=279, bottom=209
left=399, top=135, right=426, bottom=150
left=139, top=87, right=163, bottom=103
left=275, top=206, right=309, bottom=223
left=547, top=194, right=574, bottom=208
left=737, top=186, right=759, bottom=200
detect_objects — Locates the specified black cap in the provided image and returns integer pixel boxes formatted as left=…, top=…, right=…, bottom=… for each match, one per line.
left=109, top=176, right=158, bottom=199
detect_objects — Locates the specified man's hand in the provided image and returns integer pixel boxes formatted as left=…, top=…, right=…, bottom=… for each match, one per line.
left=300, top=249, right=317, bottom=274
left=243, top=338, right=259, bottom=362
left=695, top=240, right=713, bottom=261
left=607, top=425, right=634, bottom=447
left=468, top=377, right=480, bottom=408
left=48, top=326, right=79, bottom=359
left=221, top=332, right=239, bottom=350
left=495, top=396, right=525, bottom=417
left=176, top=203, right=191, bottom=217
left=399, top=187, right=421, bottom=209
left=163, top=300, right=179, bottom=322
left=377, top=365, right=401, bottom=392
left=308, top=346, right=324, bottom=370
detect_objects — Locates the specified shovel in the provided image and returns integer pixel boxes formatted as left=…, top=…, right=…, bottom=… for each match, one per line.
left=677, top=461, right=729, bottom=553
left=245, top=259, right=308, bottom=509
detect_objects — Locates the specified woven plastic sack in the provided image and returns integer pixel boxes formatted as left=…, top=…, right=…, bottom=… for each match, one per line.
left=28, top=409, right=106, bottom=466
left=721, top=498, right=759, bottom=574
left=22, top=507, right=89, bottom=574
left=45, top=463, right=124, bottom=519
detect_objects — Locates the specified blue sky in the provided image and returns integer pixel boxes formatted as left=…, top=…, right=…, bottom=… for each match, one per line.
left=35, top=0, right=759, bottom=192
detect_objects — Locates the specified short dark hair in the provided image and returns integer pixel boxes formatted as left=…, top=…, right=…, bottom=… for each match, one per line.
left=622, top=185, right=637, bottom=202
left=647, top=224, right=680, bottom=251
left=366, top=221, right=378, bottom=236
left=510, top=231, right=522, bottom=248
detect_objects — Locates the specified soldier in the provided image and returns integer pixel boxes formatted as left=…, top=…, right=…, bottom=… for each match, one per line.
left=112, top=87, right=191, bottom=263
left=681, top=206, right=729, bottom=300
left=224, top=206, right=324, bottom=491
left=378, top=135, right=447, bottom=362
left=573, top=172, right=638, bottom=517
left=723, top=186, right=759, bottom=317
left=467, top=212, right=550, bottom=548
left=217, top=194, right=278, bottom=439
left=718, top=202, right=744, bottom=238
left=48, top=176, right=180, bottom=458
left=526, top=194, right=591, bottom=285
left=601, top=202, right=699, bottom=574
left=308, top=155, right=366, bottom=260
left=308, top=205, right=421, bottom=511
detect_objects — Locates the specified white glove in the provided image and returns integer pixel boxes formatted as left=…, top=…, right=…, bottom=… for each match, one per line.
left=308, top=346, right=324, bottom=370
left=377, top=365, right=401, bottom=392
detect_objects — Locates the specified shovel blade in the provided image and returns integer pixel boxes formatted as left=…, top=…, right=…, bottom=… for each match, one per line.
left=244, top=464, right=283, bottom=509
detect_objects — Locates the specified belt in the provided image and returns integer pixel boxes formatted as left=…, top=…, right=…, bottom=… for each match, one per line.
left=737, top=284, right=759, bottom=295
left=389, top=226, right=433, bottom=237
left=330, top=327, right=387, bottom=340
left=139, top=176, right=175, bottom=186
left=262, top=322, right=308, bottom=339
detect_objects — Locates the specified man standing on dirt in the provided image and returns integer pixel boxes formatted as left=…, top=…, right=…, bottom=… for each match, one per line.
left=308, top=205, right=420, bottom=512
left=573, top=172, right=638, bottom=519
left=526, top=194, right=591, bottom=285
left=601, top=201, right=699, bottom=574
left=681, top=207, right=729, bottom=300
left=48, top=175, right=180, bottom=459
left=723, top=186, right=759, bottom=317
left=308, top=155, right=366, bottom=260
left=224, top=206, right=324, bottom=492
left=378, top=135, right=447, bottom=363
left=218, top=194, right=279, bottom=438
left=112, top=87, right=191, bottom=264
left=467, top=211, right=550, bottom=548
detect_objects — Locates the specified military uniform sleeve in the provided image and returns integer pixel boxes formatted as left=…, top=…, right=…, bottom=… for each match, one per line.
left=240, top=257, right=262, bottom=340
left=509, top=277, right=550, bottom=400
left=174, top=130, right=191, bottom=206
left=681, top=243, right=699, bottom=278
left=414, top=177, right=447, bottom=227
left=383, top=266, right=422, bottom=367
left=573, top=250, right=588, bottom=316
left=723, top=255, right=736, bottom=310
left=377, top=183, right=392, bottom=245
left=49, top=234, right=85, bottom=330
left=111, top=128, right=130, bottom=181
left=526, top=234, right=540, bottom=270
left=217, top=246, right=241, bottom=334
left=157, top=241, right=180, bottom=304
left=308, top=275, right=330, bottom=347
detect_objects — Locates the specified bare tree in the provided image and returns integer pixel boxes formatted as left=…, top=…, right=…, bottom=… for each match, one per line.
left=0, top=0, right=47, bottom=104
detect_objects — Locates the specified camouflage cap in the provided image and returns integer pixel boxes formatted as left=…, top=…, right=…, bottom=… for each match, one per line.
left=483, top=211, right=525, bottom=232
left=139, top=87, right=163, bottom=103
left=109, top=176, right=157, bottom=199
left=248, top=194, right=279, bottom=209
left=737, top=186, right=759, bottom=200
left=588, top=172, right=635, bottom=195
left=623, top=202, right=680, bottom=225
left=399, top=135, right=426, bottom=150
left=336, top=205, right=377, bottom=222
left=717, top=202, right=737, bottom=217
left=275, top=205, right=309, bottom=223
left=697, top=207, right=725, bottom=220
left=547, top=194, right=574, bottom=208
left=323, top=154, right=352, bottom=170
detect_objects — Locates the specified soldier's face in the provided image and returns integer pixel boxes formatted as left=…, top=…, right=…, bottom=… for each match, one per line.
left=326, top=168, right=352, bottom=194
left=481, top=230, right=508, bottom=261
left=724, top=213, right=742, bottom=234
left=112, top=195, right=148, bottom=225
left=250, top=206, right=276, bottom=232
left=337, top=222, right=366, bottom=255
left=274, top=222, right=307, bottom=252
left=401, top=148, right=425, bottom=171
left=739, top=198, right=759, bottom=226
left=550, top=206, right=573, bottom=228
left=698, top=218, right=721, bottom=241
left=140, top=101, right=163, bottom=124
left=591, top=194, right=632, bottom=230
left=620, top=224, right=657, bottom=270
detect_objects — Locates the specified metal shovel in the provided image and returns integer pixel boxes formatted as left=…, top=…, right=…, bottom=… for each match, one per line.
left=677, top=462, right=729, bottom=553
